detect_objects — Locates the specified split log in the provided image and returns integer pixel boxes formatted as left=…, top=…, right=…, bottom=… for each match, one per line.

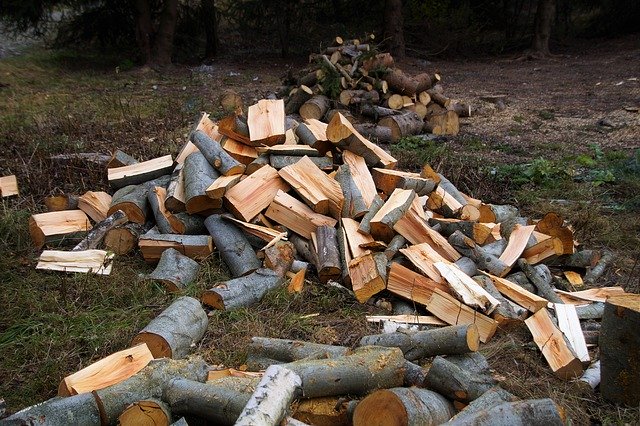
left=205, top=174, right=242, bottom=200
left=145, top=248, right=200, bottom=293
left=78, top=191, right=111, bottom=222
left=337, top=224, right=352, bottom=285
left=434, top=262, right=500, bottom=314
left=201, top=268, right=284, bottom=310
left=383, top=69, right=418, bottom=96
left=554, top=303, right=590, bottom=364
left=357, top=195, right=384, bottom=235
left=248, top=99, right=286, bottom=146
left=472, top=275, right=523, bottom=324
left=326, top=112, right=397, bottom=169
left=104, top=221, right=153, bottom=255
left=359, top=324, right=479, bottom=360
left=37, top=252, right=112, bottom=278
left=72, top=209, right=128, bottom=251
left=517, top=259, right=562, bottom=303
left=284, top=346, right=405, bottom=398
left=107, top=149, right=138, bottom=168
left=263, top=241, right=295, bottom=277
left=58, top=343, right=154, bottom=396
left=44, top=193, right=79, bottom=211
left=349, top=252, right=388, bottom=303
left=147, top=186, right=176, bottom=233
left=108, top=175, right=170, bottom=224
left=372, top=168, right=437, bottom=196
left=235, top=365, right=302, bottom=426
left=190, top=129, right=245, bottom=176
left=204, top=214, right=261, bottom=277
left=353, top=387, right=455, bottom=426
left=246, top=337, right=349, bottom=371
left=379, top=111, right=424, bottom=142
left=315, top=225, right=341, bottom=283
left=335, top=164, right=367, bottom=218
left=165, top=164, right=186, bottom=213
left=131, top=296, right=208, bottom=359
left=29, top=210, right=91, bottom=249
left=183, top=151, right=222, bottom=214
left=118, top=399, right=171, bottom=426
left=295, top=119, right=332, bottom=155
left=270, top=155, right=333, bottom=171
left=257, top=145, right=320, bottom=157
left=448, top=231, right=510, bottom=277
left=170, top=212, right=206, bottom=235
left=342, top=150, right=378, bottom=208
left=424, top=356, right=496, bottom=403
left=138, top=233, right=213, bottom=262
left=505, top=271, right=537, bottom=293
left=370, top=189, right=415, bottom=242
left=220, top=136, right=258, bottom=164
left=600, top=294, right=640, bottom=406
left=448, top=399, right=564, bottom=426
left=534, top=212, right=574, bottom=255
left=498, top=224, right=536, bottom=267
left=299, top=95, right=330, bottom=121
left=224, top=165, right=290, bottom=222
left=266, top=190, right=337, bottom=239
left=524, top=308, right=583, bottom=380
left=108, top=155, right=174, bottom=189
left=286, top=85, right=314, bottom=114
left=218, top=115, right=251, bottom=146
left=386, top=261, right=450, bottom=305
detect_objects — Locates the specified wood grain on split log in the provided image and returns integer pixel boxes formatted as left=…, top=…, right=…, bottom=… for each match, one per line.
left=108, top=155, right=174, bottom=189
left=131, top=296, right=208, bottom=359
left=201, top=268, right=284, bottom=310
left=190, top=129, right=245, bottom=176
left=472, top=275, right=522, bottom=324
left=370, top=188, right=415, bottom=242
left=145, top=248, right=199, bottom=293
left=138, top=233, right=213, bottom=263
left=29, top=210, right=91, bottom=249
left=359, top=324, right=479, bottom=361
left=225, top=165, right=290, bottom=222
left=118, top=399, right=171, bottom=426
left=147, top=186, right=175, bottom=233
left=248, top=99, right=287, bottom=146
left=349, top=252, right=388, bottom=303
left=204, top=214, right=261, bottom=277
left=165, top=163, right=186, bottom=213
left=72, top=210, right=128, bottom=251
left=78, top=191, right=111, bottom=222
left=295, top=119, right=332, bottom=155
left=372, top=168, right=437, bottom=197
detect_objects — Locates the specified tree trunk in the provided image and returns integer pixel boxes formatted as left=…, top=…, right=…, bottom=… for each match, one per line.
left=384, top=0, right=405, bottom=60
left=202, top=0, right=218, bottom=60
left=152, top=0, right=178, bottom=65
left=134, top=0, right=153, bottom=64
left=532, top=0, right=556, bottom=55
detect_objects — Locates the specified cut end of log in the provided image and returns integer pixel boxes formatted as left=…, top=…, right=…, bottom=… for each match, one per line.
left=131, top=332, right=172, bottom=359
left=118, top=400, right=171, bottom=426
left=353, top=389, right=409, bottom=426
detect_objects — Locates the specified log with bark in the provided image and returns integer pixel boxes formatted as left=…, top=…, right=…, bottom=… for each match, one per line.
left=246, top=337, right=349, bottom=370
left=204, top=214, right=261, bottom=277
left=445, top=398, right=565, bottom=426
left=131, top=296, right=208, bottom=359
left=335, top=163, right=368, bottom=218
left=299, top=95, right=331, bottom=121
left=183, top=150, right=222, bottom=214
left=29, top=210, right=91, bottom=249
left=108, top=155, right=174, bottom=189
left=108, top=149, right=138, bottom=168
left=78, top=190, right=112, bottom=222
left=314, top=225, right=341, bottom=283
left=448, top=231, right=510, bottom=277
left=104, top=221, right=153, bottom=255
left=72, top=209, right=128, bottom=251
left=44, top=193, right=79, bottom=211
left=165, top=163, right=186, bottom=213
left=201, top=268, right=284, bottom=310
left=379, top=111, right=424, bottom=142
left=145, top=247, right=200, bottom=293
left=424, top=355, right=497, bottom=403
left=190, top=129, right=245, bottom=176
left=138, top=233, right=213, bottom=263
left=108, top=175, right=170, bottom=224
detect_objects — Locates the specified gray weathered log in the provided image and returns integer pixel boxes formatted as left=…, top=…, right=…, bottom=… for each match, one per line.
left=165, top=163, right=185, bottom=213
left=449, top=231, right=510, bottom=277
left=403, top=360, right=427, bottom=386
left=576, top=302, right=605, bottom=320
left=290, top=234, right=319, bottom=270
left=2, top=393, right=101, bottom=426
left=481, top=204, right=519, bottom=223
left=335, top=164, right=368, bottom=219
left=145, top=248, right=200, bottom=293
left=353, top=123, right=392, bottom=144
left=270, top=155, right=333, bottom=171
left=108, top=175, right=170, bottom=224
left=517, top=259, right=562, bottom=303
left=246, top=337, right=349, bottom=371
left=505, top=271, right=537, bottom=294
left=385, top=234, right=407, bottom=260
left=359, top=324, right=479, bottom=361
left=130, top=296, right=208, bottom=359
left=436, top=173, right=467, bottom=206
left=358, top=195, right=384, bottom=235
left=246, top=153, right=270, bottom=175
left=446, top=387, right=518, bottom=423
left=184, top=151, right=221, bottom=215
left=204, top=214, right=261, bottom=277
left=424, top=356, right=496, bottom=403
left=285, top=86, right=314, bottom=115
left=455, top=257, right=478, bottom=277
left=584, top=250, right=614, bottom=285
left=201, top=268, right=284, bottom=311
left=473, top=275, right=521, bottom=322
left=171, top=212, right=206, bottom=235
left=72, top=210, right=128, bottom=251
left=444, top=398, right=564, bottom=426
left=108, top=149, right=138, bottom=168
left=148, top=186, right=174, bottom=233
left=444, top=352, right=492, bottom=376
left=190, top=129, right=245, bottom=176
left=559, top=249, right=601, bottom=268
left=316, top=225, right=341, bottom=284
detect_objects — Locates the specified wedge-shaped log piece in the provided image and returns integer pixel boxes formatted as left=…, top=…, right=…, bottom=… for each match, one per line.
left=264, top=241, right=295, bottom=277
left=58, top=343, right=153, bottom=396
left=145, top=248, right=199, bottom=293
left=360, top=324, right=479, bottom=360
left=445, top=398, right=565, bottom=426
left=326, top=112, right=397, bottom=169
left=372, top=168, right=436, bottom=196
left=284, top=346, right=405, bottom=398
left=190, top=129, right=245, bottom=176
left=205, top=214, right=261, bottom=277
left=235, top=365, right=302, bottom=426
left=296, top=119, right=332, bottom=155
left=78, top=191, right=111, bottom=222
left=349, top=252, right=387, bottom=303
left=165, top=164, right=186, bottom=213
left=225, top=165, right=290, bottom=222
left=478, top=203, right=519, bottom=223
left=223, top=215, right=287, bottom=244
left=401, top=243, right=450, bottom=283
left=108, top=155, right=174, bottom=189
left=246, top=337, right=349, bottom=371
left=220, top=136, right=259, bottom=164
left=472, top=275, right=526, bottom=324
left=554, top=303, right=589, bottom=364
left=108, top=175, right=170, bottom=224
left=521, top=236, right=564, bottom=264
left=108, top=150, right=138, bottom=168
left=138, top=233, right=213, bottom=263
left=370, top=188, right=415, bottom=242
left=525, top=308, right=583, bottom=380
left=535, top=212, right=574, bottom=255
left=434, top=262, right=500, bottom=314
left=426, top=288, right=498, bottom=343
left=118, top=399, right=171, bottom=426
left=498, top=224, right=536, bottom=267
left=278, top=156, right=343, bottom=218
left=266, top=190, right=337, bottom=239
left=342, top=217, right=374, bottom=258
left=202, top=268, right=284, bottom=310
left=354, top=387, right=455, bottom=426
left=37, top=249, right=113, bottom=275
left=30, top=210, right=91, bottom=249
left=205, top=174, right=241, bottom=200
left=343, top=150, right=377, bottom=208
left=131, top=296, right=208, bottom=359
left=248, top=99, right=286, bottom=146
left=387, top=262, right=451, bottom=305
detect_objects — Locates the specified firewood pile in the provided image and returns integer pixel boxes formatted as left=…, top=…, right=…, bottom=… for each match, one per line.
left=6, top=65, right=638, bottom=424
left=278, top=35, right=468, bottom=140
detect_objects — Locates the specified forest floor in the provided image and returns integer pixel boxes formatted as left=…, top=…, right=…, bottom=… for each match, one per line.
left=0, top=34, right=639, bottom=423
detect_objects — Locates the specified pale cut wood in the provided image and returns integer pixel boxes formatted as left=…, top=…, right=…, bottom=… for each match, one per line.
left=349, top=252, right=387, bottom=303
left=36, top=249, right=114, bottom=275
left=371, top=167, right=437, bottom=196
left=223, top=216, right=287, bottom=244
left=535, top=212, right=575, bottom=255
left=295, top=119, right=332, bottom=155
left=138, top=233, right=213, bottom=263
left=0, top=175, right=18, bottom=197
left=265, top=190, right=337, bottom=239
left=118, top=399, right=171, bottom=426
left=131, top=296, right=208, bottom=359
left=401, top=243, right=451, bottom=283
left=341, top=218, right=374, bottom=258
left=278, top=156, right=343, bottom=218
left=554, top=303, right=590, bottom=364
left=555, top=286, right=627, bottom=304
left=563, top=270, right=583, bottom=289
left=58, top=343, right=153, bottom=396
left=370, top=188, right=415, bottom=242
left=165, top=164, right=186, bottom=213
left=481, top=272, right=548, bottom=312
left=108, top=155, right=174, bottom=189
left=224, top=165, right=290, bottom=222
left=366, top=314, right=447, bottom=326
left=426, top=288, right=498, bottom=343
left=521, top=237, right=563, bottom=264
left=299, top=95, right=330, bottom=121
left=29, top=210, right=91, bottom=249
left=44, top=193, right=79, bottom=211
left=104, top=222, right=152, bottom=255
left=525, top=308, right=583, bottom=379
left=205, top=174, right=242, bottom=200
left=434, top=262, right=500, bottom=314
left=499, top=224, right=536, bottom=266
left=342, top=150, right=377, bottom=207
left=220, top=137, right=259, bottom=164
left=387, top=262, right=451, bottom=306
left=78, top=191, right=111, bottom=222
left=218, top=114, right=252, bottom=146
left=263, top=241, right=295, bottom=277
left=248, top=99, right=286, bottom=146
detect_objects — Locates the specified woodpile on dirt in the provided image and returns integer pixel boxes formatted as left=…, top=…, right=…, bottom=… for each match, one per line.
left=279, top=36, right=468, bottom=140
left=7, top=64, right=638, bottom=423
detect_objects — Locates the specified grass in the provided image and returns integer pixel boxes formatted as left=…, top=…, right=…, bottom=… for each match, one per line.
left=1, top=46, right=639, bottom=423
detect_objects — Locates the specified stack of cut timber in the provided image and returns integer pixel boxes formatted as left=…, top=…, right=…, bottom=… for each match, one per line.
left=280, top=36, right=471, bottom=140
